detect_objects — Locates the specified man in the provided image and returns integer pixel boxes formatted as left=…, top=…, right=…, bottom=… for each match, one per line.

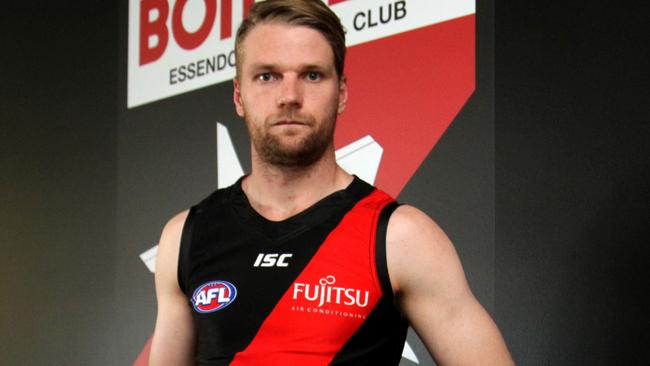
left=150, top=1, right=513, bottom=365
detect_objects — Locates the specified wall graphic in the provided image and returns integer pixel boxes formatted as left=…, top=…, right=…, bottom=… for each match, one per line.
left=129, top=1, right=475, bottom=365
left=128, top=0, right=473, bottom=108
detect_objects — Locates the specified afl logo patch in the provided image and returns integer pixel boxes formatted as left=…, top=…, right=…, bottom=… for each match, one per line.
left=192, top=281, right=237, bottom=313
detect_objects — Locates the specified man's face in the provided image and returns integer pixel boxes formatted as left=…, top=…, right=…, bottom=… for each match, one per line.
left=233, top=22, right=347, bottom=168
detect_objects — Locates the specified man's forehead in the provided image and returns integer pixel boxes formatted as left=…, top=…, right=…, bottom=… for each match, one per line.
left=244, top=21, right=322, bottom=40
left=240, top=22, right=335, bottom=69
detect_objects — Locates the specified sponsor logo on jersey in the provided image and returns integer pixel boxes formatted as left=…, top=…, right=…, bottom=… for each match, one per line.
left=253, top=253, right=293, bottom=267
left=293, top=275, right=369, bottom=308
left=192, top=280, right=237, bottom=313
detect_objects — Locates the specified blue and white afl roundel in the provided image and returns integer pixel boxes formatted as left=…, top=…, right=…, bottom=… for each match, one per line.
left=192, top=280, right=237, bottom=313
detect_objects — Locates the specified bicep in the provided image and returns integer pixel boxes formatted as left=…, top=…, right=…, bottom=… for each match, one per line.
left=387, top=206, right=513, bottom=366
left=149, top=211, right=195, bottom=366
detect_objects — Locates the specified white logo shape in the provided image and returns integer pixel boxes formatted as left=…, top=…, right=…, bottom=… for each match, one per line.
left=319, top=275, right=336, bottom=286
left=293, top=275, right=369, bottom=308
left=253, top=253, right=293, bottom=267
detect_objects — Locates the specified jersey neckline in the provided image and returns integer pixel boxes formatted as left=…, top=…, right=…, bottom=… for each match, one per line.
left=228, top=175, right=373, bottom=243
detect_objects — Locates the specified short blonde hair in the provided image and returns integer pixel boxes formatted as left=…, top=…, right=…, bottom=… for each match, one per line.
left=235, top=0, right=346, bottom=78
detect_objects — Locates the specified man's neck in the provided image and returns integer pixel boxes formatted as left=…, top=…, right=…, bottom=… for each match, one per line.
left=242, top=149, right=353, bottom=222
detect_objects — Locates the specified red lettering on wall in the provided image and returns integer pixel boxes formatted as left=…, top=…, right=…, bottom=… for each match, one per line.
left=172, top=0, right=217, bottom=50
left=243, top=0, right=254, bottom=18
left=220, top=0, right=232, bottom=40
left=139, top=0, right=170, bottom=65
left=139, top=0, right=254, bottom=65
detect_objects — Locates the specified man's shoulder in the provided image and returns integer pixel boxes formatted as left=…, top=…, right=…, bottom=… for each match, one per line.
left=388, top=204, right=436, bottom=232
left=386, top=204, right=454, bottom=266
left=160, top=209, right=190, bottom=246
left=386, top=204, right=462, bottom=297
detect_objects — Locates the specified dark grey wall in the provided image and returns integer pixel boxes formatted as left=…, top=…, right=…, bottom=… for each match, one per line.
left=1, top=1, right=118, bottom=365
left=495, top=1, right=649, bottom=365
left=3, top=1, right=647, bottom=365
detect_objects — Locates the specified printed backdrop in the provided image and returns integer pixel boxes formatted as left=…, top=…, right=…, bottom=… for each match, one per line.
left=119, top=1, right=488, bottom=365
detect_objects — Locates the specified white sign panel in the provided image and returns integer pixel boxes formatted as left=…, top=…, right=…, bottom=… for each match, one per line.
left=128, top=0, right=474, bottom=108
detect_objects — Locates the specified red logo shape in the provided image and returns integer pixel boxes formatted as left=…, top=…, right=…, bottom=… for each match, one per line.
left=335, top=14, right=475, bottom=197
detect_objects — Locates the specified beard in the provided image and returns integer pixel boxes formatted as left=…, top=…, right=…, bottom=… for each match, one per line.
left=246, top=107, right=337, bottom=169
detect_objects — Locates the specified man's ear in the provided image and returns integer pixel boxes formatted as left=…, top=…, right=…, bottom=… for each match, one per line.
left=233, top=78, right=245, bottom=117
left=337, top=75, right=348, bottom=114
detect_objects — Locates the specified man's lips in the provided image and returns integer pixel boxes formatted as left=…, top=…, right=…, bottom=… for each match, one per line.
left=272, top=120, right=308, bottom=126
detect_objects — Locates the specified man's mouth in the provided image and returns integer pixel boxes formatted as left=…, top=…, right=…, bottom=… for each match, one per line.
left=273, top=120, right=307, bottom=126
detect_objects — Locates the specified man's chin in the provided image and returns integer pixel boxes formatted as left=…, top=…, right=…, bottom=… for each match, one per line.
left=259, top=144, right=327, bottom=168
left=255, top=127, right=334, bottom=168
left=267, top=129, right=310, bottom=142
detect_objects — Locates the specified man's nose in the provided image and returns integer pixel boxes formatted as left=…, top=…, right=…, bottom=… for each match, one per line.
left=276, top=75, right=302, bottom=108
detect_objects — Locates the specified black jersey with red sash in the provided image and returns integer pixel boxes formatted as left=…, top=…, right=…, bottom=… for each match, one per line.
left=178, top=176, right=408, bottom=365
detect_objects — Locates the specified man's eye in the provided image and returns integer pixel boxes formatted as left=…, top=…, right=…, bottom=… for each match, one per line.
left=306, top=71, right=321, bottom=81
left=258, top=73, right=273, bottom=82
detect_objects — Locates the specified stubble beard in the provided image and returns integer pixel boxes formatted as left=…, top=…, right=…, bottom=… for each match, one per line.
left=248, top=108, right=337, bottom=169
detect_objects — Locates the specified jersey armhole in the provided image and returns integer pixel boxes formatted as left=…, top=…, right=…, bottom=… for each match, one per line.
left=177, top=206, right=197, bottom=294
left=375, top=201, right=399, bottom=298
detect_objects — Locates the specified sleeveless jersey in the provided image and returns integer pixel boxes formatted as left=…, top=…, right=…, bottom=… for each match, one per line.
left=178, top=177, right=408, bottom=365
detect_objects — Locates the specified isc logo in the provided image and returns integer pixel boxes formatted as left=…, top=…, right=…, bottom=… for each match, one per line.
left=192, top=280, right=237, bottom=313
left=253, top=253, right=292, bottom=268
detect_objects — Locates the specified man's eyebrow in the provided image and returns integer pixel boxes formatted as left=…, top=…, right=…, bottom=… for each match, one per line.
left=300, top=63, right=329, bottom=71
left=248, top=63, right=277, bottom=71
left=247, top=63, right=332, bottom=72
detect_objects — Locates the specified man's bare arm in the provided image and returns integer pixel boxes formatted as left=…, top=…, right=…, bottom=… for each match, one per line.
left=149, top=210, right=195, bottom=366
left=387, top=205, right=514, bottom=366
